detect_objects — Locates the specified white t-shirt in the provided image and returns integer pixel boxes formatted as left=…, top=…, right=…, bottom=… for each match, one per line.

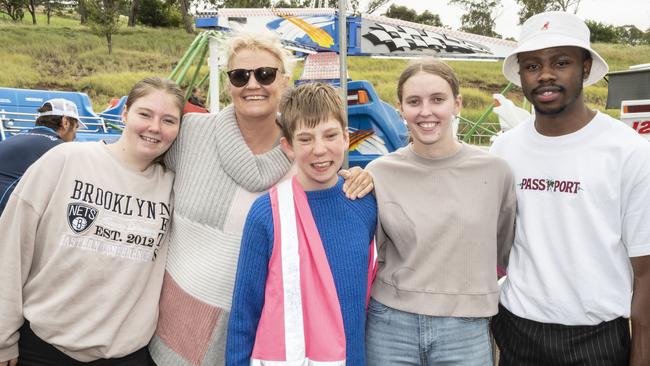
left=490, top=112, right=650, bottom=325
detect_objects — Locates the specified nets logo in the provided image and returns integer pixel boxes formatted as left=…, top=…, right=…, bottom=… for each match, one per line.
left=67, top=203, right=98, bottom=234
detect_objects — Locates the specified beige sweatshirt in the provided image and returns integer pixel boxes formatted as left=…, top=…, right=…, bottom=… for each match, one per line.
left=367, top=143, right=516, bottom=317
left=0, top=142, right=174, bottom=362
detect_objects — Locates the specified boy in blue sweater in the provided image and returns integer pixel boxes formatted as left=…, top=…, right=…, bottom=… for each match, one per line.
left=226, top=82, right=377, bottom=365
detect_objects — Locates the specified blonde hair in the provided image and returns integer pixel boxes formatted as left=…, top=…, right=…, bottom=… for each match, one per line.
left=278, top=82, right=345, bottom=144
left=225, top=32, right=294, bottom=76
left=397, top=58, right=460, bottom=102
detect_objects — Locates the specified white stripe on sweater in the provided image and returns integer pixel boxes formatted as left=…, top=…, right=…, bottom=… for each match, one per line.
left=277, top=180, right=306, bottom=361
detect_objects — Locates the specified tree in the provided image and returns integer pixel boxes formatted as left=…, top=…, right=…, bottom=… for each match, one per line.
left=25, top=0, right=37, bottom=24
left=383, top=4, right=416, bottom=22
left=449, top=0, right=501, bottom=38
left=86, top=0, right=126, bottom=54
left=515, top=0, right=555, bottom=24
left=365, top=0, right=389, bottom=14
left=416, top=10, right=442, bottom=27
left=79, top=0, right=88, bottom=24
left=0, top=0, right=26, bottom=21
left=515, top=0, right=582, bottom=24
left=137, top=0, right=181, bottom=27
left=43, top=0, right=65, bottom=24
left=616, top=25, right=644, bottom=45
left=554, top=0, right=581, bottom=13
left=128, top=0, right=138, bottom=27
left=585, top=20, right=617, bottom=43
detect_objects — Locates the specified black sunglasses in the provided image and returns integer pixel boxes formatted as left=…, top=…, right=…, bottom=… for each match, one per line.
left=226, top=67, right=279, bottom=88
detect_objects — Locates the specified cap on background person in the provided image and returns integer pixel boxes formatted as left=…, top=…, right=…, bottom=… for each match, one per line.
left=38, top=98, right=86, bottom=128
left=502, top=11, right=609, bottom=87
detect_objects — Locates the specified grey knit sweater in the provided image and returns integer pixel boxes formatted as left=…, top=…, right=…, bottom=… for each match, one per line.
left=149, top=106, right=293, bottom=366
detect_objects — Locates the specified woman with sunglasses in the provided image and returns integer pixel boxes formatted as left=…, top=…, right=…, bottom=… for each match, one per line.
left=148, top=32, right=373, bottom=366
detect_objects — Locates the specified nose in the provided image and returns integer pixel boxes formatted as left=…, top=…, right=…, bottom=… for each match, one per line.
left=420, top=101, right=434, bottom=117
left=313, top=137, right=327, bottom=155
left=245, top=73, right=261, bottom=89
left=148, top=118, right=162, bottom=133
left=538, top=63, right=557, bottom=83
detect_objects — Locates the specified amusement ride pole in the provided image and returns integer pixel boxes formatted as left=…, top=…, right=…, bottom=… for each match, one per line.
left=209, top=34, right=221, bottom=113
left=339, top=0, right=348, bottom=168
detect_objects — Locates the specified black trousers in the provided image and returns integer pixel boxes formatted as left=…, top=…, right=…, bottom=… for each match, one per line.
left=491, top=304, right=630, bottom=366
left=18, top=322, right=152, bottom=366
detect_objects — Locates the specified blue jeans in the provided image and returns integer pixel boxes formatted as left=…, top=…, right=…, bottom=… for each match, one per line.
left=366, top=298, right=493, bottom=366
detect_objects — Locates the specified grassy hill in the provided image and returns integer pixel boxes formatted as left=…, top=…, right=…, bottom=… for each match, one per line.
left=2, top=15, right=650, bottom=137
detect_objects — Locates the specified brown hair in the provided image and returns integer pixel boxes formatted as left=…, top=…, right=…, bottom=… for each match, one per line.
left=397, top=58, right=460, bottom=103
left=126, top=77, right=185, bottom=116
left=278, top=82, right=345, bottom=144
left=35, top=102, right=69, bottom=130
left=225, top=32, right=294, bottom=76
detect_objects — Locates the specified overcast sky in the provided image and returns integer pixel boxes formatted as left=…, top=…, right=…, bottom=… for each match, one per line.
left=361, top=0, right=650, bottom=39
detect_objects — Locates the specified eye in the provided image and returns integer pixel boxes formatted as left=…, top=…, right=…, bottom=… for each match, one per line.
left=524, top=63, right=539, bottom=72
left=433, top=97, right=445, bottom=103
left=163, top=118, right=178, bottom=125
left=297, top=137, right=311, bottom=143
left=406, top=99, right=419, bottom=106
left=556, top=60, right=570, bottom=68
left=139, top=112, right=150, bottom=118
left=326, top=132, right=339, bottom=139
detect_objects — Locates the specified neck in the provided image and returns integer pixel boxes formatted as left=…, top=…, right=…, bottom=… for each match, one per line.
left=534, top=98, right=596, bottom=137
left=107, top=139, right=153, bottom=171
left=236, top=112, right=281, bottom=155
left=412, top=137, right=462, bottom=159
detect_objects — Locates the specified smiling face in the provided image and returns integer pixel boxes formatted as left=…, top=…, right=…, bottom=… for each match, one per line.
left=281, top=117, right=349, bottom=191
left=518, top=46, right=591, bottom=116
left=228, top=48, right=287, bottom=123
left=119, top=90, right=181, bottom=169
left=399, top=71, right=461, bottom=155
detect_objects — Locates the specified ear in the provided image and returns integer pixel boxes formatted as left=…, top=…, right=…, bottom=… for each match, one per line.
left=280, top=136, right=295, bottom=161
left=121, top=106, right=128, bottom=123
left=583, top=57, right=593, bottom=81
left=454, top=94, right=463, bottom=117
left=343, top=127, right=350, bottom=150
left=61, top=116, right=71, bottom=130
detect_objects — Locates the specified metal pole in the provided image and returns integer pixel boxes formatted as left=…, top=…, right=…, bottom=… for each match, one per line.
left=208, top=34, right=221, bottom=113
left=338, top=0, right=348, bottom=168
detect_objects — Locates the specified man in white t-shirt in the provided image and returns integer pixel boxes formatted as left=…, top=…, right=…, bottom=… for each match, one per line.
left=490, top=11, right=650, bottom=366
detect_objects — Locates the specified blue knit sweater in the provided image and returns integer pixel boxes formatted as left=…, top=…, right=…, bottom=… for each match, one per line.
left=226, top=177, right=377, bottom=365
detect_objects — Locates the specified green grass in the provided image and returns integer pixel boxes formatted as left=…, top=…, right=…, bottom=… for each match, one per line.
left=1, top=14, right=649, bottom=121
left=0, top=19, right=194, bottom=110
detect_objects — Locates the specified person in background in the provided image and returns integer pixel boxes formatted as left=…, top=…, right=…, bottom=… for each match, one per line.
left=183, top=86, right=209, bottom=114
left=490, top=11, right=650, bottom=366
left=226, top=82, right=377, bottom=365
left=149, top=32, right=373, bottom=366
left=365, top=58, right=516, bottom=365
left=0, top=98, right=81, bottom=214
left=0, top=77, right=184, bottom=366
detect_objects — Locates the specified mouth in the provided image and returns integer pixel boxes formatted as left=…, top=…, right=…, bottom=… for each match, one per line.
left=243, top=95, right=267, bottom=101
left=311, top=161, right=333, bottom=171
left=533, top=86, right=563, bottom=102
left=415, top=121, right=440, bottom=131
left=140, top=135, right=160, bottom=144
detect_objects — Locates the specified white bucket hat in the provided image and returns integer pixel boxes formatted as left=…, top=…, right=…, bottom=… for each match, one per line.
left=502, top=11, right=608, bottom=87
